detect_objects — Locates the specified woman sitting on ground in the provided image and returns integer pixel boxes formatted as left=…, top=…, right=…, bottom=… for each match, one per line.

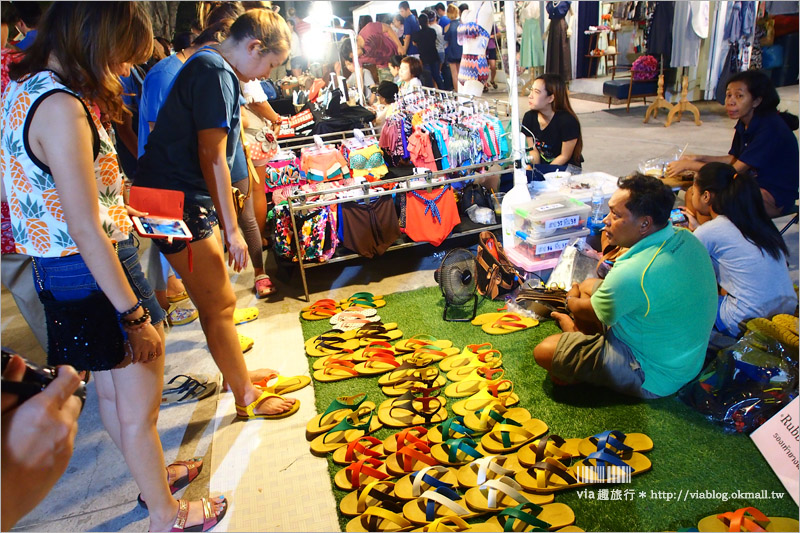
left=685, top=162, right=796, bottom=337
left=134, top=10, right=297, bottom=420
left=521, top=73, right=583, bottom=167
left=3, top=4, right=224, bottom=531
left=667, top=70, right=799, bottom=219
left=398, top=55, right=423, bottom=94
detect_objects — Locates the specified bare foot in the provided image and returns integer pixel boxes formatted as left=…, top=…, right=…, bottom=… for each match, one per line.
left=149, top=497, right=226, bottom=532
left=254, top=395, right=297, bottom=416
left=221, top=368, right=278, bottom=392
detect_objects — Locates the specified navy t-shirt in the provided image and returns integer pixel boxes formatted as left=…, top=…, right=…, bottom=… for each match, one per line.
left=135, top=49, right=242, bottom=202
left=404, top=14, right=421, bottom=55
left=438, top=15, right=451, bottom=29
left=521, top=110, right=583, bottom=166
left=729, top=112, right=799, bottom=212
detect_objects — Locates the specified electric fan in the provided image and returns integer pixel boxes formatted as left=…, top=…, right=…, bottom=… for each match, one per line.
left=434, top=248, right=478, bottom=322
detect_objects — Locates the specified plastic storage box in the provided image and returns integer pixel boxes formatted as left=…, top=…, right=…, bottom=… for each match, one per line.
left=512, top=227, right=591, bottom=265
left=513, top=195, right=591, bottom=239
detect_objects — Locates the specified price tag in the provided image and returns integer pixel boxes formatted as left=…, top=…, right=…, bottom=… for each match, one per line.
left=545, top=215, right=580, bottom=231
left=535, top=203, right=565, bottom=212
left=535, top=238, right=570, bottom=256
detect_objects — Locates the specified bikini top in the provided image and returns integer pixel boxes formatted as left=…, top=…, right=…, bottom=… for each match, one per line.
left=348, top=143, right=388, bottom=180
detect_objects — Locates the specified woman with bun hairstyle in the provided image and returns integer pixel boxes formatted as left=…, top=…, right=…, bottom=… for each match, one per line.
left=2, top=3, right=226, bottom=531
left=521, top=73, right=583, bottom=167
left=687, top=162, right=796, bottom=336
left=668, top=70, right=799, bottom=219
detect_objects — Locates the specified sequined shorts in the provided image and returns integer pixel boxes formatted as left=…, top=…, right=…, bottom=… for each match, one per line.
left=458, top=54, right=490, bottom=85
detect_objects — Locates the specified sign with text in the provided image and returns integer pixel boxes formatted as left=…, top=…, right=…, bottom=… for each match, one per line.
left=750, top=397, right=799, bottom=504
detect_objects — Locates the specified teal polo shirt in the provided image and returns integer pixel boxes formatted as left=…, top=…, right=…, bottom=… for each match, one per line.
left=590, top=224, right=717, bottom=396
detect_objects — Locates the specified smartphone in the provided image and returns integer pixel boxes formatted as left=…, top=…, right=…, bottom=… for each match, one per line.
left=1, top=348, right=87, bottom=411
left=131, top=216, right=193, bottom=240
left=670, top=208, right=688, bottom=225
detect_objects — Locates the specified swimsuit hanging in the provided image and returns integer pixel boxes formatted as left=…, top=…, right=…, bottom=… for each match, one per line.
left=401, top=185, right=460, bottom=247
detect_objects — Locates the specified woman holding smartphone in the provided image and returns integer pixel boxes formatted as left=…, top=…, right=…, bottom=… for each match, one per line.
left=2, top=4, right=225, bottom=531
left=135, top=10, right=297, bottom=421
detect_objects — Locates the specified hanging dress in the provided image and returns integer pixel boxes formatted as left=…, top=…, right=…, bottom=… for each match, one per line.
left=521, top=6, right=545, bottom=68
left=545, top=1, right=572, bottom=81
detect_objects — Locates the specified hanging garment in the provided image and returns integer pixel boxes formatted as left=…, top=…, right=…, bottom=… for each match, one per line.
left=545, top=2, right=572, bottom=81
left=521, top=17, right=545, bottom=68
left=300, top=149, right=352, bottom=182
left=715, top=42, right=740, bottom=104
left=647, top=2, right=675, bottom=65
left=671, top=1, right=702, bottom=67
left=348, top=143, right=389, bottom=181
left=401, top=185, right=460, bottom=247
left=340, top=196, right=400, bottom=258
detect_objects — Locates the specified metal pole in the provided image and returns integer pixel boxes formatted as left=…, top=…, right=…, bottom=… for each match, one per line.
left=504, top=0, right=524, bottom=185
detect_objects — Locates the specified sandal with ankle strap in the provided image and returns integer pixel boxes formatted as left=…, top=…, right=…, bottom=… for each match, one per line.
left=137, top=458, right=204, bottom=509
left=170, top=497, right=227, bottom=532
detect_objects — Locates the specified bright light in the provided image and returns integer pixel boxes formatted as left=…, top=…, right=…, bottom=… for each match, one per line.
left=304, top=1, right=333, bottom=28
left=302, top=2, right=334, bottom=62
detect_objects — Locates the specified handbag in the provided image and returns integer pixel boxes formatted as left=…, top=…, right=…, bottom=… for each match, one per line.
left=515, top=286, right=568, bottom=318
left=31, top=258, right=126, bottom=371
left=458, top=182, right=491, bottom=214
left=475, top=231, right=522, bottom=300
left=233, top=126, right=257, bottom=217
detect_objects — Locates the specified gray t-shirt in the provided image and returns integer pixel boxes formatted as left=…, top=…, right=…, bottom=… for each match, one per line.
left=694, top=215, right=796, bottom=332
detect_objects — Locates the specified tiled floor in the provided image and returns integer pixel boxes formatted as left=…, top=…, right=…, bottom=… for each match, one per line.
left=3, top=84, right=797, bottom=532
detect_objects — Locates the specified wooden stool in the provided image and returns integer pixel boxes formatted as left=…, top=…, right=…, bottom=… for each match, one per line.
left=643, top=73, right=674, bottom=124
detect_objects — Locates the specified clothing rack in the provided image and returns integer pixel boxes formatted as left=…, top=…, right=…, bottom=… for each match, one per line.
left=278, top=125, right=381, bottom=151
left=287, top=158, right=513, bottom=301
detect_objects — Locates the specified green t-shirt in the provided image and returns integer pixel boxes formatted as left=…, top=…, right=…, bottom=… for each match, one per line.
left=590, top=224, right=717, bottom=396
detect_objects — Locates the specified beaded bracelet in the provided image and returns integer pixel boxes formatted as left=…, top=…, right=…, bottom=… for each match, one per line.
left=122, top=316, right=152, bottom=332
left=118, top=299, right=143, bottom=319
left=121, top=306, right=151, bottom=328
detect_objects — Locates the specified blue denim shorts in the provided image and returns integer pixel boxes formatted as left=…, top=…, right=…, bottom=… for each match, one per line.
left=151, top=201, right=218, bottom=255
left=551, top=328, right=661, bottom=399
left=33, top=236, right=166, bottom=327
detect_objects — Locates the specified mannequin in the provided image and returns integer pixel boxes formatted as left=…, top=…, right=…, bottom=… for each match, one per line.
left=520, top=1, right=545, bottom=91
left=457, top=1, right=493, bottom=97
left=665, top=1, right=707, bottom=127
left=545, top=1, right=572, bottom=81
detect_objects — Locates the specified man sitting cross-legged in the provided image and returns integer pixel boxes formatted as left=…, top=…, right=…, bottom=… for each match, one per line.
left=533, top=174, right=718, bottom=399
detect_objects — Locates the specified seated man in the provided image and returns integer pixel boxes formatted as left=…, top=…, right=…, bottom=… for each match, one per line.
left=533, top=174, right=718, bottom=399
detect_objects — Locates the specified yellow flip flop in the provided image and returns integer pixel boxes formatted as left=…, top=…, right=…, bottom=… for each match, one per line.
left=470, top=313, right=508, bottom=326
left=452, top=383, right=520, bottom=417
left=467, top=501, right=576, bottom=531
left=463, top=476, right=561, bottom=513
left=235, top=390, right=299, bottom=420
left=463, top=404, right=532, bottom=435
left=697, top=506, right=799, bottom=532
left=481, top=313, right=539, bottom=335
left=332, top=436, right=387, bottom=465
left=346, top=506, right=412, bottom=532
left=312, top=349, right=356, bottom=370
left=456, top=455, right=527, bottom=489
left=395, top=465, right=458, bottom=501
left=446, top=357, right=503, bottom=382
left=233, top=306, right=259, bottom=325
left=439, top=344, right=497, bottom=372
left=479, top=418, right=549, bottom=454
left=254, top=374, right=310, bottom=395
left=444, top=368, right=506, bottom=398
left=306, top=335, right=361, bottom=357
left=576, top=429, right=653, bottom=458
left=334, top=457, right=394, bottom=491
left=340, top=480, right=397, bottom=516
left=518, top=435, right=582, bottom=468
left=378, top=393, right=448, bottom=428
left=306, top=393, right=373, bottom=439
left=309, top=405, right=380, bottom=456
left=394, top=335, right=454, bottom=353
left=313, top=358, right=361, bottom=382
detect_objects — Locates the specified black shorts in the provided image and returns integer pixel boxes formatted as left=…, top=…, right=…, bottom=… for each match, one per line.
left=487, top=47, right=497, bottom=60
left=152, top=201, right=219, bottom=255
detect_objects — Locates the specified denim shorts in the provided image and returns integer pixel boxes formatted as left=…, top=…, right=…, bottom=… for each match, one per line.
left=33, top=236, right=166, bottom=327
left=151, top=201, right=218, bottom=255
left=551, top=328, right=661, bottom=399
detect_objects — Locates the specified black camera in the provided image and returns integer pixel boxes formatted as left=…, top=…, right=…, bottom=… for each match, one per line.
left=1, top=348, right=87, bottom=411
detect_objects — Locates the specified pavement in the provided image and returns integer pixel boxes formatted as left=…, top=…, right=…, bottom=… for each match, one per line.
left=2, top=81, right=797, bottom=532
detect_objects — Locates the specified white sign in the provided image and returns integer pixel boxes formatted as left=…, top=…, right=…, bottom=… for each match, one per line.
left=545, top=215, right=580, bottom=231
left=535, top=238, right=570, bottom=256
left=535, top=203, right=565, bottom=212
left=750, top=397, right=800, bottom=505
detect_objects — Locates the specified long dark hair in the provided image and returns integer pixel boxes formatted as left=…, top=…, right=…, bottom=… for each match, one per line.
left=695, top=162, right=789, bottom=260
left=535, top=73, right=583, bottom=162
left=727, top=69, right=799, bottom=130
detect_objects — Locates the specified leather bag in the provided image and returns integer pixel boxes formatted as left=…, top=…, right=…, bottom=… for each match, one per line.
left=475, top=231, right=521, bottom=300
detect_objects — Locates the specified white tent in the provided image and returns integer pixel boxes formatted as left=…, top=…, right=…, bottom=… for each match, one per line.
left=352, top=1, right=434, bottom=23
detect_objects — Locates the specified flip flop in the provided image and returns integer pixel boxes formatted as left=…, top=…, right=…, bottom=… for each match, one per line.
left=516, top=451, right=651, bottom=494
left=378, top=391, right=448, bottom=428
left=239, top=333, right=254, bottom=353
left=351, top=340, right=397, bottom=363
left=233, top=306, right=259, bottom=325
left=235, top=390, right=300, bottom=420
left=333, top=436, right=387, bottom=465
left=428, top=416, right=478, bottom=445
left=482, top=313, right=539, bottom=334
left=167, top=290, right=189, bottom=303
left=306, top=328, right=358, bottom=348
left=395, top=465, right=458, bottom=501
left=394, top=335, right=454, bottom=353
left=446, top=357, right=503, bottom=383
left=518, top=435, right=582, bottom=468
left=332, top=311, right=382, bottom=331
left=412, top=516, right=472, bottom=532
left=470, top=313, right=508, bottom=326
left=444, top=368, right=506, bottom=398
left=430, top=437, right=486, bottom=466
left=463, top=405, right=532, bottom=434
left=313, top=358, right=361, bottom=382
left=346, top=506, right=413, bottom=532
left=309, top=405, right=381, bottom=456
left=697, top=506, right=800, bottom=532
left=464, top=476, right=561, bottom=513
left=452, top=383, right=520, bottom=417
left=312, top=349, right=358, bottom=371
left=254, top=274, right=277, bottom=298
left=330, top=307, right=379, bottom=325
left=306, top=393, right=372, bottom=439
left=301, top=300, right=341, bottom=321
left=385, top=440, right=440, bottom=476
left=341, top=292, right=385, bottom=304
left=398, top=346, right=460, bottom=363
left=439, top=345, right=498, bottom=372
left=456, top=455, right=527, bottom=489
left=576, top=429, right=654, bottom=457
left=383, top=426, right=431, bottom=455
left=467, top=501, right=577, bottom=532
left=334, top=457, right=394, bottom=491
left=354, top=351, right=404, bottom=376
left=254, top=374, right=310, bottom=395
left=378, top=354, right=440, bottom=387
left=306, top=335, right=361, bottom=357
left=480, top=418, right=550, bottom=454
left=382, top=369, right=447, bottom=397
left=402, top=486, right=483, bottom=525
left=355, top=322, right=404, bottom=345
left=340, top=480, right=400, bottom=517
left=162, top=375, right=217, bottom=404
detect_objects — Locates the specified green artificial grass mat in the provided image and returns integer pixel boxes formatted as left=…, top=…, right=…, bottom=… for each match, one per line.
left=300, top=286, right=798, bottom=532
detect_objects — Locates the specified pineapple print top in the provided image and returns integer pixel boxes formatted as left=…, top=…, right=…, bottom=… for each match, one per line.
left=1, top=71, right=131, bottom=257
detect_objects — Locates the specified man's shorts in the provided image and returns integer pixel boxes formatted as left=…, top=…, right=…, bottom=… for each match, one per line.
left=550, top=328, right=661, bottom=399
left=151, top=201, right=218, bottom=255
